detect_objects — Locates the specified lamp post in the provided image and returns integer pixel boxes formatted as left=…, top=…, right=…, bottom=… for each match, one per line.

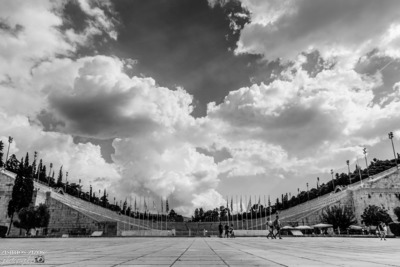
left=331, top=169, right=335, bottom=191
left=363, top=147, right=370, bottom=178
left=78, top=179, right=81, bottom=198
left=5, top=136, right=13, bottom=167
left=65, top=171, right=68, bottom=193
left=306, top=183, right=309, bottom=201
left=389, top=132, right=398, bottom=169
left=48, top=163, right=53, bottom=186
left=346, top=160, right=351, bottom=185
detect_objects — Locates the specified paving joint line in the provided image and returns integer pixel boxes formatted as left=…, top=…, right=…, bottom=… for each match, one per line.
left=241, top=239, right=400, bottom=267
left=169, top=239, right=195, bottom=267
left=203, top=238, right=230, bottom=266
left=217, top=239, right=288, bottom=267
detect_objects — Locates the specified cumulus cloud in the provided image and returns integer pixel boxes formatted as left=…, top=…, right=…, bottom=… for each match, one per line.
left=41, top=56, right=195, bottom=139
left=236, top=0, right=400, bottom=62
left=29, top=55, right=224, bottom=215
left=204, top=57, right=400, bottom=177
left=0, top=112, right=120, bottom=192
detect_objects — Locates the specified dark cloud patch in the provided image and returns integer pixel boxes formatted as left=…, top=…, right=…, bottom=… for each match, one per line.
left=355, top=55, right=400, bottom=106
left=48, top=89, right=160, bottom=139
left=60, top=0, right=89, bottom=33
left=95, top=0, right=270, bottom=116
left=196, top=145, right=232, bottom=163
left=0, top=20, right=24, bottom=37
left=37, top=109, right=66, bottom=132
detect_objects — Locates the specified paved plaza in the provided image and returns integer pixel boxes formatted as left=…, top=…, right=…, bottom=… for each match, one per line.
left=0, top=237, right=399, bottom=267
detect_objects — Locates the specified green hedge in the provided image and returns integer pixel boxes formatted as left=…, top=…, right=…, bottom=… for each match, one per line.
left=0, top=226, right=8, bottom=238
left=389, top=222, right=400, bottom=236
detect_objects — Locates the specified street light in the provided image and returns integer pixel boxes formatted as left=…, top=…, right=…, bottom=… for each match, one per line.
left=330, top=169, right=335, bottom=191
left=306, top=183, right=309, bottom=201
left=65, top=171, right=68, bottom=193
left=5, top=136, right=13, bottom=167
left=346, top=160, right=351, bottom=185
left=388, top=132, right=398, bottom=169
left=48, top=163, right=53, bottom=186
left=363, top=147, right=370, bottom=178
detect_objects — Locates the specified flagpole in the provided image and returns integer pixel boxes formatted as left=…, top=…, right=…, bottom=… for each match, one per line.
left=250, top=195, right=253, bottom=230
left=263, top=195, right=266, bottom=230
left=129, top=197, right=131, bottom=231
left=245, top=195, right=248, bottom=230
left=240, top=195, right=243, bottom=230
left=236, top=195, right=238, bottom=230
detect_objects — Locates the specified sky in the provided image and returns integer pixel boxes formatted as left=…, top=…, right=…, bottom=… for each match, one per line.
left=1, top=0, right=400, bottom=216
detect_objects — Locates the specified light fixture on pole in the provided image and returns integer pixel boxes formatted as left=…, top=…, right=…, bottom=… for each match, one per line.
left=65, top=171, right=68, bottom=193
left=363, top=147, right=370, bottom=178
left=346, top=160, right=351, bottom=184
left=306, top=183, right=309, bottom=201
left=330, top=169, right=335, bottom=191
left=388, top=132, right=398, bottom=169
left=48, top=163, right=53, bottom=186
left=5, top=136, right=13, bottom=167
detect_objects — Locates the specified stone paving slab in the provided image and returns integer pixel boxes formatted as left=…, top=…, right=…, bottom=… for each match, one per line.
left=0, top=237, right=399, bottom=266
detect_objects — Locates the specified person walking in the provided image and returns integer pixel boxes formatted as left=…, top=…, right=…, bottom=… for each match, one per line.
left=266, top=219, right=275, bottom=239
left=229, top=223, right=235, bottom=238
left=224, top=223, right=229, bottom=238
left=378, top=222, right=387, bottom=241
left=273, top=215, right=282, bottom=239
left=218, top=222, right=223, bottom=238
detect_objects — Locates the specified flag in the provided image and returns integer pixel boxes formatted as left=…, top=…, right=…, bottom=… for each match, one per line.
left=317, top=177, right=320, bottom=189
left=230, top=197, right=233, bottom=212
left=161, top=198, right=164, bottom=213
left=226, top=196, right=229, bottom=211
left=166, top=199, right=169, bottom=213
left=247, top=197, right=252, bottom=212
left=134, top=197, right=137, bottom=211
left=240, top=196, right=243, bottom=213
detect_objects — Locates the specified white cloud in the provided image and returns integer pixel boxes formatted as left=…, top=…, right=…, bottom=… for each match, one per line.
left=236, top=0, right=400, bottom=63
left=0, top=112, right=120, bottom=192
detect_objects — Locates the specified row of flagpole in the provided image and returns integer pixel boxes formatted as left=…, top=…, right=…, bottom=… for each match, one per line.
left=220, top=195, right=274, bottom=230
left=119, top=196, right=171, bottom=231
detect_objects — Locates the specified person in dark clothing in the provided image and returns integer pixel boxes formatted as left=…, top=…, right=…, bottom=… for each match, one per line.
left=229, top=223, right=235, bottom=238
left=273, top=215, right=282, bottom=239
left=266, top=219, right=275, bottom=239
left=218, top=222, right=223, bottom=238
left=224, top=224, right=229, bottom=238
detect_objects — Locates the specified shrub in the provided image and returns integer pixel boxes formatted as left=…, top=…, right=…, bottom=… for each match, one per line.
left=320, top=205, right=357, bottom=230
left=388, top=222, right=400, bottom=236
left=361, top=205, right=392, bottom=226
left=0, top=226, right=8, bottom=238
left=394, top=207, right=400, bottom=221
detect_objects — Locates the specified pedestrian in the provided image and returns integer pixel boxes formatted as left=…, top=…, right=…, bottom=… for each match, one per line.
left=229, top=223, right=235, bottom=238
left=379, top=222, right=387, bottom=241
left=273, top=215, right=282, bottom=239
left=218, top=222, right=223, bottom=238
left=266, top=219, right=275, bottom=239
left=224, top=223, right=229, bottom=238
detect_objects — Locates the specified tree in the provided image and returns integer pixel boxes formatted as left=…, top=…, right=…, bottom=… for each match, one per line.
left=0, top=140, right=4, bottom=167
left=393, top=207, right=400, bottom=222
left=5, top=154, right=19, bottom=172
left=57, top=166, right=63, bottom=187
left=320, top=205, right=357, bottom=230
left=7, top=165, right=34, bottom=235
left=361, top=205, right=393, bottom=226
left=23, top=152, right=30, bottom=176
left=13, top=204, right=50, bottom=235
